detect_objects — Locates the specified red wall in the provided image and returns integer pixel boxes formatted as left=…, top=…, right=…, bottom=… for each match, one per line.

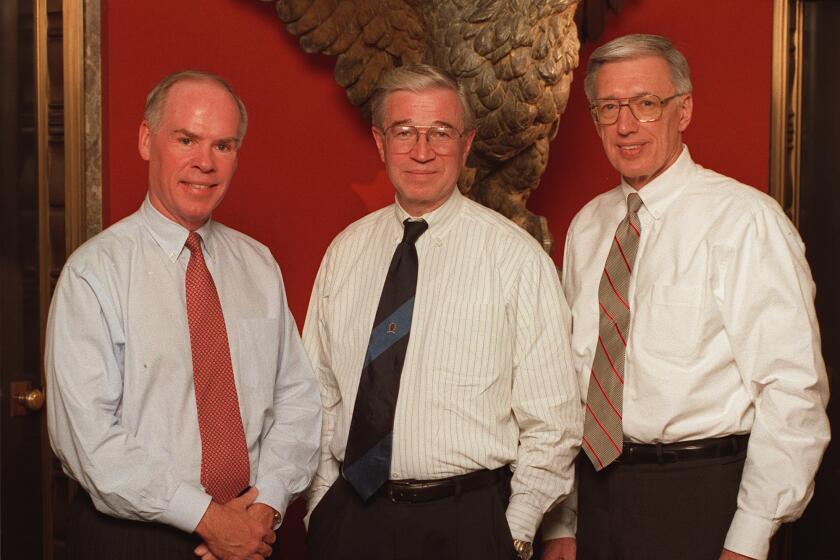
left=101, top=0, right=772, bottom=555
left=533, top=1, right=772, bottom=249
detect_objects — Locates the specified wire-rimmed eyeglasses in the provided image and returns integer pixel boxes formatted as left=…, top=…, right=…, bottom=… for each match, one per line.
left=379, top=124, right=466, bottom=155
left=589, top=93, right=687, bottom=125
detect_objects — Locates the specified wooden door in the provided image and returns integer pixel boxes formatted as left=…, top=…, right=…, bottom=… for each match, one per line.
left=1, top=2, right=47, bottom=557
left=1, top=0, right=92, bottom=558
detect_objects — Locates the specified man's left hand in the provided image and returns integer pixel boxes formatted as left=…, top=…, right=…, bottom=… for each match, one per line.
left=541, top=537, right=576, bottom=560
left=194, top=503, right=279, bottom=559
left=720, top=549, right=756, bottom=560
left=247, top=503, right=279, bottom=532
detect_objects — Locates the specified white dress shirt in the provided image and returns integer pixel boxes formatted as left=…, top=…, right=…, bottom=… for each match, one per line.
left=303, top=189, right=582, bottom=542
left=549, top=147, right=829, bottom=559
left=46, top=197, right=322, bottom=533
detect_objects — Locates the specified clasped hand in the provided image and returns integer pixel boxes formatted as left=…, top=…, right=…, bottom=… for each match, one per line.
left=194, top=487, right=278, bottom=560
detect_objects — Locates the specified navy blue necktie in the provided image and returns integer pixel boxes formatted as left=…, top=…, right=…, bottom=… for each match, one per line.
left=343, top=219, right=428, bottom=500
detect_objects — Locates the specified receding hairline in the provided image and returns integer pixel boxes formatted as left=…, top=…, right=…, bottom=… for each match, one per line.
left=143, top=70, right=248, bottom=140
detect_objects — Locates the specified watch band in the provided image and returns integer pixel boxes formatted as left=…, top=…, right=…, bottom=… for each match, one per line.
left=513, top=539, right=533, bottom=560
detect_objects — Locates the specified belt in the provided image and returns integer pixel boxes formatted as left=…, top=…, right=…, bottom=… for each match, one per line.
left=616, top=434, right=749, bottom=465
left=371, top=467, right=509, bottom=504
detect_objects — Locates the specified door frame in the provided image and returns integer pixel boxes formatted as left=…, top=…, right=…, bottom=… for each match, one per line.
left=35, top=0, right=101, bottom=557
left=770, top=0, right=801, bottom=223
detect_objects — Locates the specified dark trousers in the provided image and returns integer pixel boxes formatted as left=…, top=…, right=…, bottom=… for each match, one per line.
left=66, top=490, right=279, bottom=560
left=307, top=473, right=518, bottom=560
left=577, top=449, right=746, bottom=560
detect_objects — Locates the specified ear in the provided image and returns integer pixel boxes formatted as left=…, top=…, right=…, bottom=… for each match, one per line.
left=677, top=93, right=693, bottom=132
left=138, top=121, right=152, bottom=161
left=372, top=126, right=386, bottom=163
left=461, top=129, right=476, bottom=166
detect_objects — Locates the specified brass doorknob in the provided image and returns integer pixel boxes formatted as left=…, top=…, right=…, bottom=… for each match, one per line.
left=15, top=388, right=44, bottom=411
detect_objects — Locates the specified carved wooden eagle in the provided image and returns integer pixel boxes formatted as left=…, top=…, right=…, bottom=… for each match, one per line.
left=259, top=0, right=623, bottom=252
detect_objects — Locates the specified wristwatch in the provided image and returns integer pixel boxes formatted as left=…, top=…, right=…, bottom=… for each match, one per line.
left=513, top=539, right=533, bottom=560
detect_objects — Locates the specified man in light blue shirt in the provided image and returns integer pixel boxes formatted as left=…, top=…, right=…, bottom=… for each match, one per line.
left=46, top=70, right=321, bottom=560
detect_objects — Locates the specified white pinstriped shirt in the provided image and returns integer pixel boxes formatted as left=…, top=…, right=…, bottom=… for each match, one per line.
left=303, top=189, right=582, bottom=542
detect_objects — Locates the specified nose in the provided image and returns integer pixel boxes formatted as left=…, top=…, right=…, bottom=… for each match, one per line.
left=409, top=133, right=435, bottom=162
left=616, top=104, right=638, bottom=135
left=192, top=143, right=216, bottom=173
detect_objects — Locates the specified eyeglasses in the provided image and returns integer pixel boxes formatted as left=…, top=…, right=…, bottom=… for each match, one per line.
left=589, top=93, right=686, bottom=125
left=379, top=124, right=465, bottom=155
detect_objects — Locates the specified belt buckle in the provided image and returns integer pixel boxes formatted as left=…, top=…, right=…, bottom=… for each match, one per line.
left=660, top=450, right=679, bottom=463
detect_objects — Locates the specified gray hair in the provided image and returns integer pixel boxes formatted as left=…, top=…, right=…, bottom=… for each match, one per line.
left=143, top=70, right=248, bottom=141
left=584, top=34, right=692, bottom=102
left=370, top=64, right=475, bottom=131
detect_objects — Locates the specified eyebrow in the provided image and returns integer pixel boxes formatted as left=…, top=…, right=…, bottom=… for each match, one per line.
left=388, top=119, right=457, bottom=128
left=171, top=128, right=241, bottom=146
left=595, top=91, right=654, bottom=101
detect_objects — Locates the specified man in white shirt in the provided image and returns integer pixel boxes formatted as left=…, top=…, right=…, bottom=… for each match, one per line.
left=541, top=34, right=829, bottom=560
left=303, top=64, right=582, bottom=560
left=46, top=71, right=321, bottom=560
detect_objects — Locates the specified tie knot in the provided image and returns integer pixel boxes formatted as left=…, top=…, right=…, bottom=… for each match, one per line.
left=185, top=232, right=202, bottom=254
left=626, top=193, right=643, bottom=214
left=402, top=219, right=428, bottom=245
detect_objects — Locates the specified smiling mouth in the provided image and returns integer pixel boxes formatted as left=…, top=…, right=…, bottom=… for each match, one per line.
left=181, top=181, right=216, bottom=190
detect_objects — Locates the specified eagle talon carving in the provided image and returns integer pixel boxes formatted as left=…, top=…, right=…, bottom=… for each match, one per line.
left=261, top=0, right=621, bottom=254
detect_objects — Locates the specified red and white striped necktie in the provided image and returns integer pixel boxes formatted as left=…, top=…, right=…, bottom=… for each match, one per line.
left=582, top=193, right=643, bottom=470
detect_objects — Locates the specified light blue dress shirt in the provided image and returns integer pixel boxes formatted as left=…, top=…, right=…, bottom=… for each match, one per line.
left=46, top=197, right=321, bottom=533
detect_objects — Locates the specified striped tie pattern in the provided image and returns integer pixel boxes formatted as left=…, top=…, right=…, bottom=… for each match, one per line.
left=185, top=232, right=250, bottom=503
left=582, top=193, right=643, bottom=471
left=343, top=219, right=428, bottom=500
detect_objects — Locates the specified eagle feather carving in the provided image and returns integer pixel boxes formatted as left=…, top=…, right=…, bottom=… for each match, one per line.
left=260, top=0, right=622, bottom=252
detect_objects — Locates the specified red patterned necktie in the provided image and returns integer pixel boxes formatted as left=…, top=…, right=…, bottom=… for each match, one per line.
left=185, top=232, right=249, bottom=503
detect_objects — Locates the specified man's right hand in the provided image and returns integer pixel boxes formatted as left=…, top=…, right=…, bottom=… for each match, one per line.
left=194, top=488, right=275, bottom=559
left=541, top=537, right=576, bottom=560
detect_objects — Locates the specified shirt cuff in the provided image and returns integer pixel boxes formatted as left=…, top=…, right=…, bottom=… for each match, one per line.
left=158, top=482, right=213, bottom=533
left=540, top=504, right=577, bottom=541
left=253, top=480, right=293, bottom=521
left=506, top=497, right=542, bottom=542
left=723, top=508, right=780, bottom=560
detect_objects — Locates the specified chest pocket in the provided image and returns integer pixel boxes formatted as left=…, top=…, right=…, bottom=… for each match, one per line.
left=635, top=284, right=703, bottom=360
left=236, top=317, right=281, bottom=389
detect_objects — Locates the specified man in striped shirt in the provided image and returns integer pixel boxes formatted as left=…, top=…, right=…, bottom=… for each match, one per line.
left=302, top=64, right=582, bottom=560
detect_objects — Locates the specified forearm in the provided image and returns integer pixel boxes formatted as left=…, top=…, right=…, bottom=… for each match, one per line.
left=541, top=486, right=578, bottom=540
left=719, top=208, right=830, bottom=559
left=254, top=310, right=322, bottom=517
left=507, top=254, right=582, bottom=541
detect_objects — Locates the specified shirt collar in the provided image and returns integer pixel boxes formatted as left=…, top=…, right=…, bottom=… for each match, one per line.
left=140, top=196, right=217, bottom=262
left=391, top=187, right=464, bottom=244
left=620, top=145, right=696, bottom=220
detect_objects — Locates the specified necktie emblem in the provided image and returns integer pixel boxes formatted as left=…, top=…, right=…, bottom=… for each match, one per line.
left=343, top=219, right=428, bottom=500
left=582, top=193, right=643, bottom=471
left=184, top=232, right=250, bottom=503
